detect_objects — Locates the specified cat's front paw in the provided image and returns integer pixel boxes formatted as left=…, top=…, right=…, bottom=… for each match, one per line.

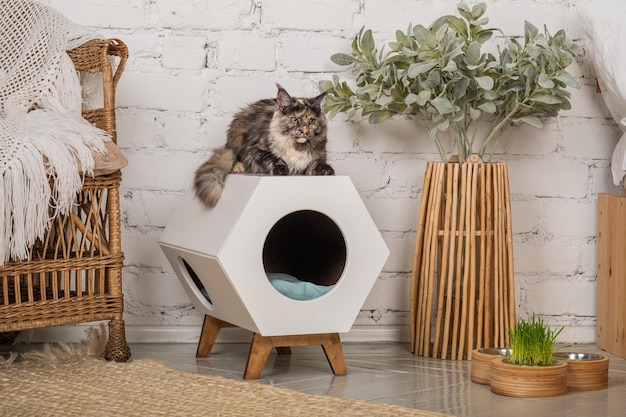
left=231, top=162, right=246, bottom=174
left=313, top=163, right=335, bottom=176
left=272, top=164, right=289, bottom=176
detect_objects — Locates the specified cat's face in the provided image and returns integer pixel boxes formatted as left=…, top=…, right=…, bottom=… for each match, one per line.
left=275, top=86, right=327, bottom=146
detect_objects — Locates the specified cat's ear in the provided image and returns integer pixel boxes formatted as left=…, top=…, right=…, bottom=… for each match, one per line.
left=276, top=83, right=294, bottom=112
left=310, top=91, right=328, bottom=110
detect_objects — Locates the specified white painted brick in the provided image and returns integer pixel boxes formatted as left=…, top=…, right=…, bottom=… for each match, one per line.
left=592, top=166, right=622, bottom=193
left=218, top=35, right=275, bottom=71
left=504, top=120, right=558, bottom=156
left=40, top=0, right=619, bottom=343
left=558, top=325, right=595, bottom=344
left=332, top=158, right=387, bottom=192
left=162, top=115, right=229, bottom=152
left=362, top=275, right=411, bottom=311
left=125, top=270, right=190, bottom=307
left=488, top=3, right=568, bottom=37
left=543, top=201, right=597, bottom=237
left=116, top=110, right=162, bottom=149
left=507, top=160, right=589, bottom=198
left=511, top=200, right=542, bottom=235
left=363, top=0, right=460, bottom=32
left=158, top=0, right=254, bottom=30
left=212, top=77, right=289, bottom=113
left=122, top=152, right=202, bottom=191
left=122, top=234, right=169, bottom=269
left=262, top=0, right=358, bottom=31
left=580, top=239, right=597, bottom=276
left=514, top=243, right=580, bottom=275
left=565, top=85, right=613, bottom=118
left=117, top=73, right=207, bottom=112
left=49, top=0, right=146, bottom=28
left=562, top=120, right=620, bottom=159
left=117, top=32, right=161, bottom=63
left=525, top=280, right=596, bottom=317
left=326, top=117, right=356, bottom=154
left=363, top=198, right=420, bottom=232
left=382, top=238, right=414, bottom=273
left=281, top=36, right=347, bottom=72
left=125, top=191, right=184, bottom=228
left=163, top=36, right=207, bottom=70
left=386, top=158, right=428, bottom=193
left=357, top=119, right=437, bottom=155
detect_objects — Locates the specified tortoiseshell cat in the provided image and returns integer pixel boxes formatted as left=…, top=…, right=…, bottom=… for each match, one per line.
left=194, top=84, right=334, bottom=207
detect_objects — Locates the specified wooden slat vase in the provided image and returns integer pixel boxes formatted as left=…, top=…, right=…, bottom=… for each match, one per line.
left=410, top=155, right=516, bottom=360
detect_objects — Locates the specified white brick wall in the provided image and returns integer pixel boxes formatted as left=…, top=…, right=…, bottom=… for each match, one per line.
left=39, top=0, right=623, bottom=344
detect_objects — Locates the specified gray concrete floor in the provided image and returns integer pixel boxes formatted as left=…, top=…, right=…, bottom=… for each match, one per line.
left=125, top=341, right=626, bottom=417
left=3, top=338, right=625, bottom=416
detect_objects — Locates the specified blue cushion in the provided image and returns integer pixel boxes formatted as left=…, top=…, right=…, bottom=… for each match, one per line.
left=267, top=272, right=334, bottom=300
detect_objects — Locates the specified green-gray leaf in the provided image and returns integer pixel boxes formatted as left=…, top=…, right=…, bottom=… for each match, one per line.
left=368, top=109, right=394, bottom=124
left=471, top=2, right=487, bottom=19
left=537, top=74, right=555, bottom=89
left=408, top=60, right=438, bottom=77
left=331, top=53, right=356, bottom=66
left=318, top=80, right=334, bottom=92
left=516, top=116, right=543, bottom=128
left=466, top=42, right=481, bottom=65
left=478, top=102, right=497, bottom=113
left=476, top=76, right=494, bottom=90
left=431, top=96, right=456, bottom=114
left=417, top=90, right=431, bottom=106
left=405, top=93, right=419, bottom=105
left=413, top=25, right=434, bottom=47
left=437, top=120, right=450, bottom=131
left=361, top=30, right=375, bottom=58
left=524, top=20, right=539, bottom=44
left=530, top=94, right=562, bottom=104
left=555, top=72, right=580, bottom=88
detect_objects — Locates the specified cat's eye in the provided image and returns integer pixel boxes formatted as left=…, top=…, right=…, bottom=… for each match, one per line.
left=309, top=118, right=316, bottom=125
left=290, top=117, right=298, bottom=123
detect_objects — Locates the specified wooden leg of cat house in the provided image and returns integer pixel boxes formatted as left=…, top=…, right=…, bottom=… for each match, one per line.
left=243, top=332, right=348, bottom=380
left=195, top=315, right=348, bottom=380
left=196, top=315, right=235, bottom=358
left=195, top=315, right=295, bottom=358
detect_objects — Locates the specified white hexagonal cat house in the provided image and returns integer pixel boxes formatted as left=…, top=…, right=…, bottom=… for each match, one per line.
left=159, top=175, right=389, bottom=337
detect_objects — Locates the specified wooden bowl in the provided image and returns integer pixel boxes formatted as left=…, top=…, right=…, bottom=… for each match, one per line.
left=490, top=357, right=568, bottom=397
left=554, top=352, right=609, bottom=391
left=470, top=348, right=512, bottom=385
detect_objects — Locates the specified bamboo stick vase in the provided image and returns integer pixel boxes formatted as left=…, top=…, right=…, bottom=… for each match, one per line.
left=490, top=357, right=568, bottom=397
left=554, top=352, right=609, bottom=391
left=470, top=347, right=512, bottom=385
left=410, top=155, right=516, bottom=360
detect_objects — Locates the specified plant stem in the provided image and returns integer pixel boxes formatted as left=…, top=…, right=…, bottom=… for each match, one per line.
left=423, top=120, right=448, bottom=162
left=479, top=101, right=521, bottom=159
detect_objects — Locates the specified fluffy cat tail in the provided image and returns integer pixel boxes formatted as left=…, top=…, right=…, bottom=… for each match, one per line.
left=194, top=147, right=236, bottom=207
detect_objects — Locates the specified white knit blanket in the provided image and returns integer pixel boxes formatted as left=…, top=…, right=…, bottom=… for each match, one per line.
left=0, top=0, right=110, bottom=264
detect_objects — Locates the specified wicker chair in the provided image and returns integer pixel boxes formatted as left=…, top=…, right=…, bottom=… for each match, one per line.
left=0, top=39, right=131, bottom=362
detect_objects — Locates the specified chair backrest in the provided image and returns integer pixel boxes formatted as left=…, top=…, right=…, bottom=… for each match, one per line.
left=67, top=38, right=128, bottom=144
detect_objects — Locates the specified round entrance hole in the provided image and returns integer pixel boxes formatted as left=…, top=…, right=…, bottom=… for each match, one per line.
left=262, top=210, right=347, bottom=300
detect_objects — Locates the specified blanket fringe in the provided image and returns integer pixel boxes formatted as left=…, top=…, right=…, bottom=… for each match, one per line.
left=0, top=324, right=108, bottom=367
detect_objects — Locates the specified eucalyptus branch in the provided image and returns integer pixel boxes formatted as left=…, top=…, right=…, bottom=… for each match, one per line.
left=479, top=101, right=520, bottom=158
left=321, top=2, right=579, bottom=163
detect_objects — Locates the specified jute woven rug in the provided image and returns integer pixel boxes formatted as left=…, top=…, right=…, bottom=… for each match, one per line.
left=0, top=328, right=453, bottom=417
